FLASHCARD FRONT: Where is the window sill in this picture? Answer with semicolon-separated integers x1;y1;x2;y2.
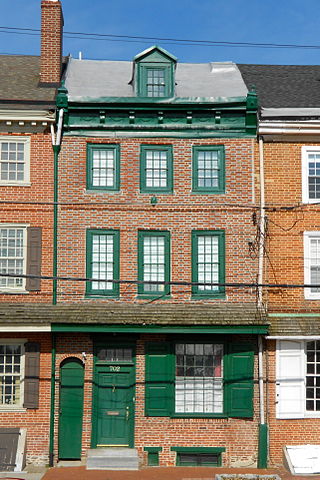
191;292;225;299
0;183;31;187
137;293;171;300
0;407;27;413
85;189;121;194
191;190;225;195
0;289;28;294
85;293;119;299
171;413;227;419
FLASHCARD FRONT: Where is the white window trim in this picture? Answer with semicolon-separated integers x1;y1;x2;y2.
304;231;320;299
0;224;28;293
302;146;320;204
278;339;320;419
0;136;31;186
0;339;26;410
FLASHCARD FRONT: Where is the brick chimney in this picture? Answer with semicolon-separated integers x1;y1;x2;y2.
40;0;64;85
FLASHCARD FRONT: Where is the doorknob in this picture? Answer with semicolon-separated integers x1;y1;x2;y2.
126;406;129;420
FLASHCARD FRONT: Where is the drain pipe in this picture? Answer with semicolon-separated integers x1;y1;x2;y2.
49;108;64;467
52;108;64;305
257;135;268;468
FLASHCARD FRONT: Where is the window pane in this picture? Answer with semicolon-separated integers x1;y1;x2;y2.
0;142;25;182
197;235;219;291
143;235;165;292
0;344;22;405
306;341;320;412
310;238;320;292
146;69;166;97
91;148;116;188
308;153;320;199
0;228;25;289
144;149;168;189
91;234;114;290
196;150;220;189
175;343;223;414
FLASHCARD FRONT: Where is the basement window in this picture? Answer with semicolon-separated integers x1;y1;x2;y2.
171;447;225;467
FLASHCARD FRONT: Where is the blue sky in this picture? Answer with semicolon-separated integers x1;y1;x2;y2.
2;0;320;65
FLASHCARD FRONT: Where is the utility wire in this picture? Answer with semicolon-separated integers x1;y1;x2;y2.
1;26;320;50
0;271;317;289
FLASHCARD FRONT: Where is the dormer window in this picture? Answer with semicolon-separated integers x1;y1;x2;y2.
134;46;177;98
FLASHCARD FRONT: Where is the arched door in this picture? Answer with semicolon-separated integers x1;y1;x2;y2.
58;358;84;459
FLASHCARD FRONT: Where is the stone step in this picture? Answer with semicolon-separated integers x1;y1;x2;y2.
86;448;139;470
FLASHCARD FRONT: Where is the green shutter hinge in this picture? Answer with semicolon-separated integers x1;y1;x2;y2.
150;196;158;205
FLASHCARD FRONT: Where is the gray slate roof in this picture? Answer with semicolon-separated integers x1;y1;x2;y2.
0;303;266;326
238;64;320;109
0;55;57;108
65;57;248;101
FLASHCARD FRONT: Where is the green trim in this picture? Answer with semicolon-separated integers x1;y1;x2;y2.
134;45;177;63
86;143;120;191
49;333;56;467
138;230;170;296
67;96;248;105
91;340;136;449
144;447;163;452
192;145;225;194
192;230;225;298
137;64;174;98
86;229;120;296
52;324;268;334
140;145;173;193
171;447;225;453
257;423;268;468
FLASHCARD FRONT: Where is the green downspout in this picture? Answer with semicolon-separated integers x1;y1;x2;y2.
49;333;56;467
258;423;268;468
52;144;60;306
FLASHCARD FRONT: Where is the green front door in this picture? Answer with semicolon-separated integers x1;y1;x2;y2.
58;358;84;459
93;344;135;448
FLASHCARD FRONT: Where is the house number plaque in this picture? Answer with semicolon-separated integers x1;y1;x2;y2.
110;365;120;372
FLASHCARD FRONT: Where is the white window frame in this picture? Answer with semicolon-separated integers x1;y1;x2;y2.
302;146;320;203
304;231;320;299
0;136;30;186
0;225;28;292
276;339;320;419
0;339;26;410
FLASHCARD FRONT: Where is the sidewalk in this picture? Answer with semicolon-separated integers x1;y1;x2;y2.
42;466;320;480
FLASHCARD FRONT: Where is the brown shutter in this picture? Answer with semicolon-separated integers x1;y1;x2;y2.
23;342;40;409
26;227;42;291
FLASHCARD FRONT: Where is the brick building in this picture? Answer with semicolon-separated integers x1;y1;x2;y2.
239;65;320;473
49;35;269;468
0;0;63;470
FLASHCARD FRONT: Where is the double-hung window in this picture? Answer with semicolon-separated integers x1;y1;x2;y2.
0;226;26;291
304;231;320;299
0;136;30;185
0;342;24;407
87;144;120;191
145;341;254;418
302;146;320;203
137;65;174;98
175;343;223;414
140;145;173;193
138;231;170;296
192;146;225;194
277;339;320;418
86;229;120;296
192;230;225;297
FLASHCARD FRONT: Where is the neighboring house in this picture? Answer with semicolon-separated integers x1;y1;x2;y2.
50;37;270;468
0;0;63;470
239;64;320;471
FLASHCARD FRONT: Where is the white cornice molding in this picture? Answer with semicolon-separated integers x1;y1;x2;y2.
0;109;55;123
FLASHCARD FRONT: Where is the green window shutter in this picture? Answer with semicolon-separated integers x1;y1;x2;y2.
225;343;254;418
145;342;173;416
